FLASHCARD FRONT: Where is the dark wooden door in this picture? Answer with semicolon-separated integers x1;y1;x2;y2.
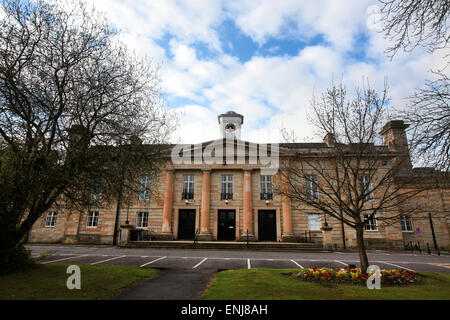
217;210;236;241
178;209;196;240
258;210;276;241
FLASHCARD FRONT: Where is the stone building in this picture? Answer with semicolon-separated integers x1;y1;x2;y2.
27;111;450;249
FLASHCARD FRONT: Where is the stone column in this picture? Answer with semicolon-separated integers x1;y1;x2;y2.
281;173;295;242
198;169;212;240
242;169;255;240
160;169;174;239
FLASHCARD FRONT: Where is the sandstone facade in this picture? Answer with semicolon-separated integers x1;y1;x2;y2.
28;112;450;249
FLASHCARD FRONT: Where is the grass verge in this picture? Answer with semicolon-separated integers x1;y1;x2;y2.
202;268;450;300
0;263;157;300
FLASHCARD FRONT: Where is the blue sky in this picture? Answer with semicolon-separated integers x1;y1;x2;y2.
87;0;448;143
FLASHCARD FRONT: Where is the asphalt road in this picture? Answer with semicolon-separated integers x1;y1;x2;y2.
27;244;450;273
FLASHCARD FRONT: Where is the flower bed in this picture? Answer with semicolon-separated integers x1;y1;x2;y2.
289;267;419;286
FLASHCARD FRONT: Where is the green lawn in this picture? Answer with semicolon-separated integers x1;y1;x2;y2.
202;269;450;300
0;264;157;300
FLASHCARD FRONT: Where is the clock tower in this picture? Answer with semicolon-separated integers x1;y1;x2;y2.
218;111;244;140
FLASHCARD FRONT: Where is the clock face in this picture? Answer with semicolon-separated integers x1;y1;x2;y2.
225;123;235;132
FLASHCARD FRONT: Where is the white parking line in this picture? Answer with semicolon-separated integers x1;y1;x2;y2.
247;259;251;269
193;258;207;269
140;256;166;268
290;260;304;268
91;255;126;265
376;261;415;272
334;260;349;266
40;255;87;264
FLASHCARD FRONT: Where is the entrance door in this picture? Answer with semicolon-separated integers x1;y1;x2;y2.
178;209;196;240
217;210;236;241
258;210;276;241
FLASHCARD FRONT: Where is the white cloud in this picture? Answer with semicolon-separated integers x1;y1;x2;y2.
172;105;219;143
86;0;224;50
228;0;374;51
82;0;449;145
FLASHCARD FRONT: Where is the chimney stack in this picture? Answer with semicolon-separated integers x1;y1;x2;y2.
379;120;412;171
323;133;335;147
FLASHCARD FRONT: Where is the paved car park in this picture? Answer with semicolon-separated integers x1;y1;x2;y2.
29;244;450;273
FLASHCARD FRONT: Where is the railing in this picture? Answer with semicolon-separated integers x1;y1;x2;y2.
181;192;194;200
129;229;151;241
296;230;315;243
403;241;421;253
220;193;233;200
260;192;273;200
425;242;440;255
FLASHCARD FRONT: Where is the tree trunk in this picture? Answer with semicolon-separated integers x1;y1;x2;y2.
0;233;34;272
340;215;346;249
355;225;369;272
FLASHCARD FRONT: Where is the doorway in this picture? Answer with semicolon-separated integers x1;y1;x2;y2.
217;210;236;241
258;210;276;241
178;209;196;240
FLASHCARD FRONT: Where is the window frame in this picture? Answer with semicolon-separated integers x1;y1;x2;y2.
182;175;195;200
400;215;414;232
91;177;104;200
364;214;378;231
359;174;373;201
221;175;233;200
136;212;149;228
308;213;322;231
86;211;99;228
45;211;58;227
139;175;152;201
260;175;273;200
306;175;318;200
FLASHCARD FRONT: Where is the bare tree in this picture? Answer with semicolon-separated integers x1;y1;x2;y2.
279;81;429;272
379;0;450;173
0;0;176;271
404;71;450;172
379;0;450;56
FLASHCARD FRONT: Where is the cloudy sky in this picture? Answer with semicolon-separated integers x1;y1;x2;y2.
87;0;447;144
